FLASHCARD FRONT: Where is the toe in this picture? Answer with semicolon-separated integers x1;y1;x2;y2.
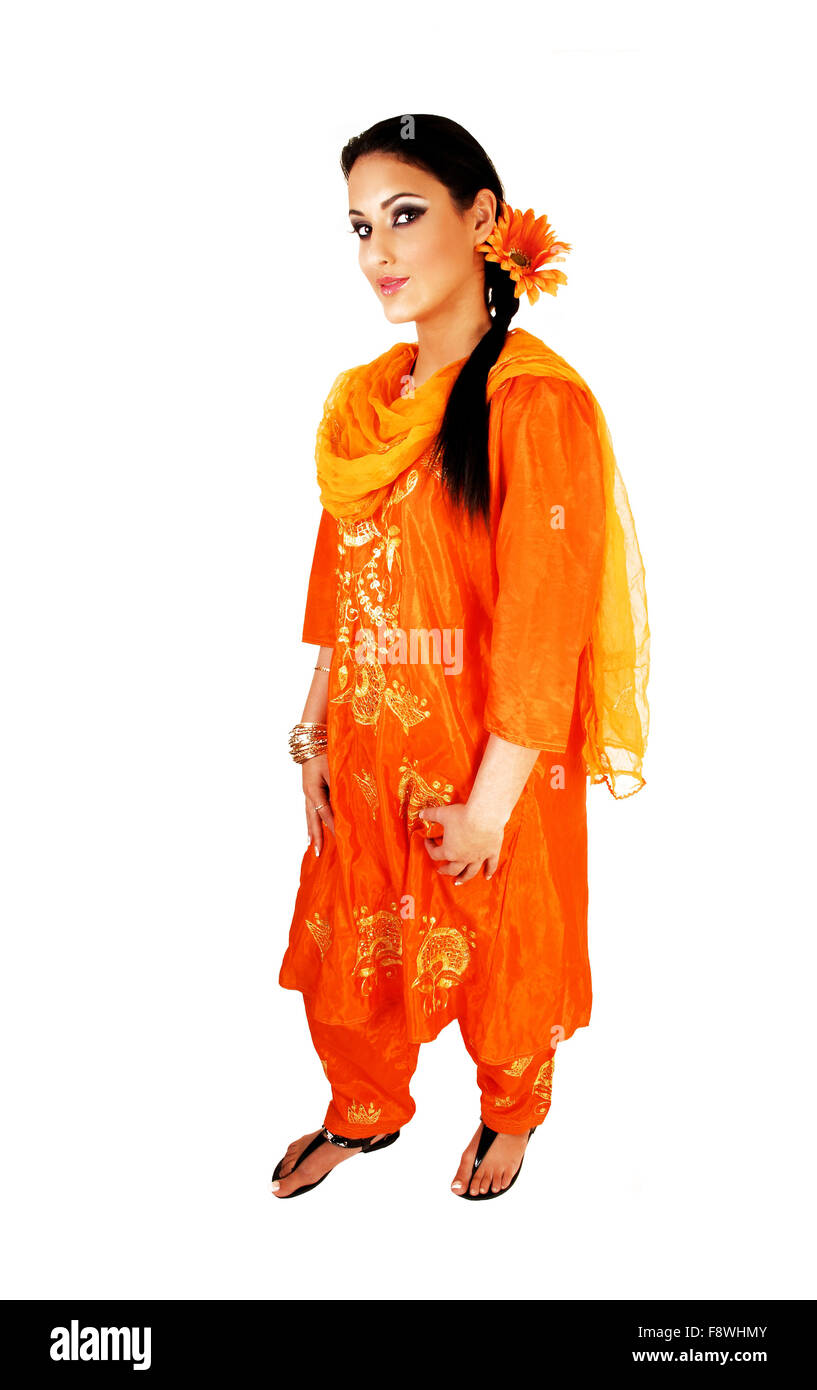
273;1158;308;1196
451;1126;482;1195
476;1169;493;1196
277;1153;295;1180
271;1130;323;1196
451;1156;473;1194
469;1157;492;1196
465;1131;529;1195
276;1137;304;1181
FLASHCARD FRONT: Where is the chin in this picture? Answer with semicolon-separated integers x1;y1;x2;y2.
382;306;415;325
370;282;416;324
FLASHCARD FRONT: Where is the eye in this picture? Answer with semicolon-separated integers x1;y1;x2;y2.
394;206;424;227
348;206;426;239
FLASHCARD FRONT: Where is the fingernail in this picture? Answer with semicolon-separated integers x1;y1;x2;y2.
314;846;319;857
454;880;461;886
486;873;492;880
270;1181;279;1192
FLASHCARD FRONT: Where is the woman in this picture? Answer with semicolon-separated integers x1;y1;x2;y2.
272;114;650;1201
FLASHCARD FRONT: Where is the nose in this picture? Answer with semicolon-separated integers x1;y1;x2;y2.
361;224;394;264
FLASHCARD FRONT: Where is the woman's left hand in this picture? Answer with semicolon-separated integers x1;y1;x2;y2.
418;802;506;884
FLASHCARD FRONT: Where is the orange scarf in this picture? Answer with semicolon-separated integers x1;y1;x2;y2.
314;327;650;798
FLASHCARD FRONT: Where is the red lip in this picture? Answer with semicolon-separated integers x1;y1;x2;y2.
378;276;409;289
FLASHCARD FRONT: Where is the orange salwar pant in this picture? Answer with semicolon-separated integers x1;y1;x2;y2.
303;993;556;1139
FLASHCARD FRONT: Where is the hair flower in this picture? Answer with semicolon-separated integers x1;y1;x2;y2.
477;204;571;305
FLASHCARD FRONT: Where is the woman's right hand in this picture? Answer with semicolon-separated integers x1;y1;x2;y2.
303;751;334;856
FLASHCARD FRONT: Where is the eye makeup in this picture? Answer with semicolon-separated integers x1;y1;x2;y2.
349;204;428;239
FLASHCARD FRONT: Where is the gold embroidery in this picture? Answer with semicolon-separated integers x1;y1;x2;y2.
493;1096;515;1108
384;524;401;573
612;683;636;715
305;913;332;960
321;1058;329;1077
532;1058;555;1115
323;468;419;652
353;768;379;818
411;915;477;1016
502;1055;535;1077
398;759;454;833
339;518;381;547
383;469;420;510
383;679;431;733
333;653;387;726
375;430;410;454
347;1100;382;1125
331;504;431;732
352;904;403;994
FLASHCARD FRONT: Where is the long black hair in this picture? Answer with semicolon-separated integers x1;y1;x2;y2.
340;114;519;527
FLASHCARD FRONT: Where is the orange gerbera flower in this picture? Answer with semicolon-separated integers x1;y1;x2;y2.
477;204;571;305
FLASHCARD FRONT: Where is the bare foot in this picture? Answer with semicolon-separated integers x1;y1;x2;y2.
450;1121;531;1197
270;1129;390;1197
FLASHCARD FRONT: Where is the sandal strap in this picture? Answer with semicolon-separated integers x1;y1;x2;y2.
321;1126;367;1149
473;1121;499;1171
322;1126;400;1152
472;1120;536;1171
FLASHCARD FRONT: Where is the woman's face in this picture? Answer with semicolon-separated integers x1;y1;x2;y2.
347;153;496;326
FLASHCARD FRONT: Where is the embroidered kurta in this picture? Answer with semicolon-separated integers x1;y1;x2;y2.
278;352;607;1065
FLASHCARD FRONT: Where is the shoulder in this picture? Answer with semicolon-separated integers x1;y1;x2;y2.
497;372;596;436
492;330;596;425
494;370;604;501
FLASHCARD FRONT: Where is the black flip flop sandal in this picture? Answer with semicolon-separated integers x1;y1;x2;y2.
270;1125;401;1198
458;1120;536;1200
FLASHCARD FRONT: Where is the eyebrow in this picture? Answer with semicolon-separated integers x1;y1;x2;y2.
348;192;427;217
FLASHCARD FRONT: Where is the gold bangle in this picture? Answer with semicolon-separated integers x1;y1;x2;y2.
294;748;326;764
290;746;327;765
314;664;331;673
288;721;328;765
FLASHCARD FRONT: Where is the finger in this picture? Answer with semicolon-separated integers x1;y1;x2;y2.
422;838;451;862
454;861;483;884
306;803;324;856
436;860;468;877
304;781;331;820
484;854;499;880
313;792;334;835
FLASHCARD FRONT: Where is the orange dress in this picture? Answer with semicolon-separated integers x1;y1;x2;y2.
279;346;609;1066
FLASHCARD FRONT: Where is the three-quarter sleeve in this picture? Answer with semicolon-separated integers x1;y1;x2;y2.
301;506;339;646
483;375;606;752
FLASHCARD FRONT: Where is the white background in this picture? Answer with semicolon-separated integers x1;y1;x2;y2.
1;0;814;1300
